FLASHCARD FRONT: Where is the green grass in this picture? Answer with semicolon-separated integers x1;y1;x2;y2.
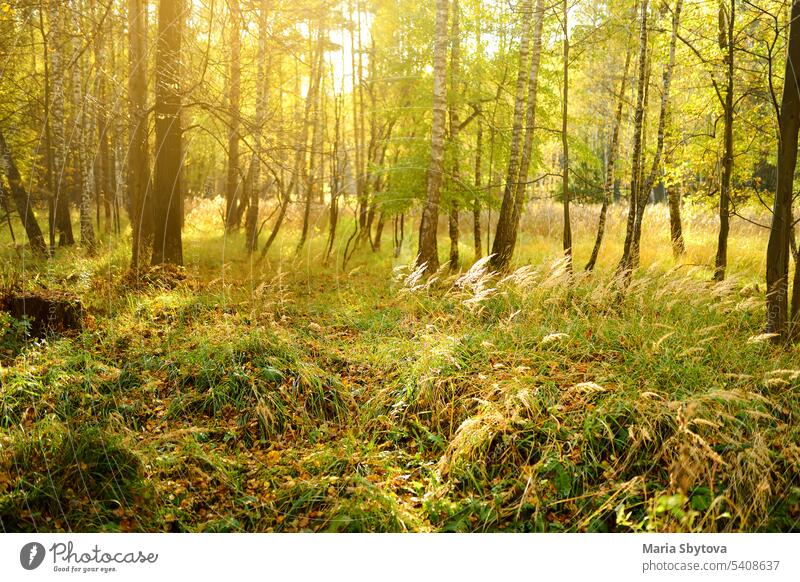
0;198;799;532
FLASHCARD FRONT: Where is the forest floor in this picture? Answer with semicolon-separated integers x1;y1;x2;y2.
1;200;799;532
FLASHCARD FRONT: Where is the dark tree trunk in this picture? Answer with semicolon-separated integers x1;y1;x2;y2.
790;233;800;339
766;0;800;338
152;0;184;266
714;0;734;282
0;181;17;250
260;189;290;260
394;213;404;258
668;182;685;257
325;95;344;262
48;0;74;249
374;212;386;250
94;7;112;234
129;0;153;274
0;130;47;257
473;120;483;260
38;4;55;252
448;207;459;269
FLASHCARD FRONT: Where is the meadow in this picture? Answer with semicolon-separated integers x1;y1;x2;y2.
1;200;798;532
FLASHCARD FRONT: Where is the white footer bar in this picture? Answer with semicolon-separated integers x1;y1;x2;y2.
1;533;797;581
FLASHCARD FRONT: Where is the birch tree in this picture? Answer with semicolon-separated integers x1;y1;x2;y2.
416;0;449;274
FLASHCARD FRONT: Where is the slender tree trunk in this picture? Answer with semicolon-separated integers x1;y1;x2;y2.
48;0;74;249
259;188;290;260
791;222;800;337
472;18;484;262
225;0;242;231
129;0;153;273
473;119;483;260
714;0;734;281
447;0;462;270
297;25;325;254
38;3;55;253
0;131;47;257
668;181;685;256
766;0;800;338
510;0;545;246
617;0;649;277
631;0;683;268
348;0;367;235
260;28;318;262
152;0;184;265
326;27;349;262
416;0;449;274
246;0;269;253
110;9;124;236
561;0;572;272
77;60;96;254
94;4;111;233
325;94;344;262
356;5;367;233
366;127;394;251
586;37;633;272
374;212;386;250
394;213;404;258
0;182;17;250
491;0;544;270
362;41;380;247
73;0;95;254
488;0;533;271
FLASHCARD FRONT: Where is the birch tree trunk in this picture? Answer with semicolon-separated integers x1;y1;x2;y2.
510;0;545;240
586;35;633;272
74;0;95;254
631;0;683;268
561;0;572;272
416;0;449;274
617;0;649;277
448;0;461;270
488;0;533;271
